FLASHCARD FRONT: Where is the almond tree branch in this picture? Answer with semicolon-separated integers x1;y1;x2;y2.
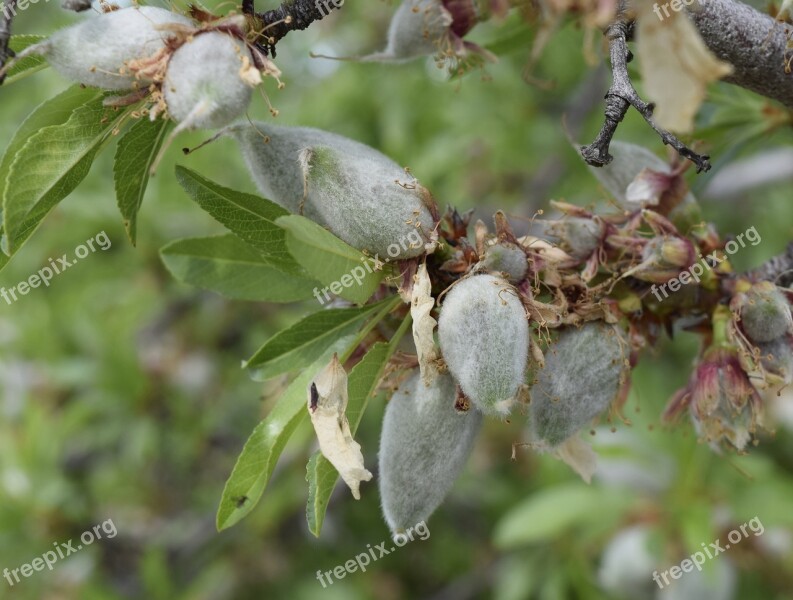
245;0;342;56
580;11;712;172
687;0;793;110
581;0;793;173
0;0;17;84
748;243;793;287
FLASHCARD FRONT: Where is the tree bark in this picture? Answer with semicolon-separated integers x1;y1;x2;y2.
687;0;793;109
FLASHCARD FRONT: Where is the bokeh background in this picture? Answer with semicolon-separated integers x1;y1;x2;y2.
1;1;792;598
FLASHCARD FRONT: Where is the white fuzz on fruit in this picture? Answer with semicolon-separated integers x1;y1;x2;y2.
164;32;257;131
381;0;455;61
438;274;529;417
230;123;439;259
310;0;490;68
13;7;192;90
378;372;482;534
530;322;627;447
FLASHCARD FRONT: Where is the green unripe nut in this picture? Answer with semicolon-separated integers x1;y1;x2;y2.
481;242;528;283
32;7;192;90
740;282;793;343
438;274;529;416
164;32;256;130
231;123;438;259
544;217;605;260
758;337;793;383
530;322;626;447
379;372;482;534
382;0;455;60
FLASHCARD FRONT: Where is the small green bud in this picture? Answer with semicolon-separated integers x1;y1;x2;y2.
739;282;793;343
24;7;192;90
164;32;256;130
545;217;606;260
379;372;482;534
481;242;528;282
625;235;696;284
530;322;627;447
231;123;438;259
438;274;529;416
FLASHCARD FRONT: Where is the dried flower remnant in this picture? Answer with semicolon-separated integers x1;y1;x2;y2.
308;355;373;500
411;263;441;386
665;308;765;451
635;1;733;134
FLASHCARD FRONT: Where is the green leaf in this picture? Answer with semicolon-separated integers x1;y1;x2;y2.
275;215;385;305
0;85;100;269
174;166;299;272
216;335;359;532
114;117;172;245
217;297;400;532
483;18;534;56
493;483;635;548
3;89;130;254
245;302;391;381
3;35;48;86
305;342;395;537
160;234;319;303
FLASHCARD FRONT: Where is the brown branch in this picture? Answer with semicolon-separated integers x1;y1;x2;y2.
245;0;342;57
747;243;793;287
0;0;17;84
580;15;712;172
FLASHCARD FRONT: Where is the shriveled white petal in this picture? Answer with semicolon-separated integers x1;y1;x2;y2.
636;4;733;133
625;167;672;208
552;436;598;483
308;355;373;500
411;264;440;387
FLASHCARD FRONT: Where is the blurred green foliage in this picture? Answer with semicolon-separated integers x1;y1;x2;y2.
1;1;792;599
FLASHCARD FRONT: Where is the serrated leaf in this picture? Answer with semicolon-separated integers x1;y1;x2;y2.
174;166;299;272
0;85;100;269
216;335;359;531
160;234;319;303
275;215;385;305
115;117;171;245
3;89;130;254
245;302;390;381
306;341;395;537
493;483;634;548
3;35;48;85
